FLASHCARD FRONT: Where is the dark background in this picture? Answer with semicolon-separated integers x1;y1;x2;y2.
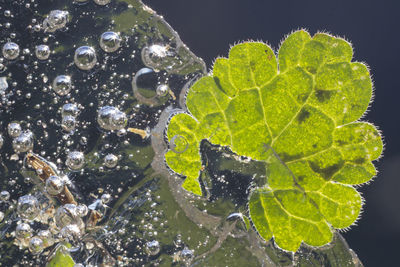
144;1;400;266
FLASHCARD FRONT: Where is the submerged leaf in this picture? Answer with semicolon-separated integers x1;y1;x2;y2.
46;245;75;267
165;30;383;251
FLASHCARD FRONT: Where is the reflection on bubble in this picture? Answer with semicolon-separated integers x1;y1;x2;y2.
43;10;69;32
29;237;44;254
35;44;50;60
45;175;65;195
53;75;72;96
145;240;160;256
156;84;169;97
62;115;76;132
12;131;34;153
62;103;79;117
2;42;20;60
100;31;121;53
104;153;118;168
17;195;40;220
97;106;127;131
8;122;22;138
66;151;85;170
74;46;97;70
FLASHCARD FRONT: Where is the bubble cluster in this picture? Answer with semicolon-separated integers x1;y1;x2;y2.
8;122;22;138
43;10;69;32
74;46;97;70
97;106;127;131
100;31;121;52
2;42;20;60
55;204;84;230
53;75;72;96
12;131;34;153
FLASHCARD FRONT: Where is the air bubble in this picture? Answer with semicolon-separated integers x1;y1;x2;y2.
53;75;72;96
134;67;158;99
15;223;33;241
97;106;127;131
156;84;169;97
8;122;22;138
62;103;80;117
55;204;84;229
29;237;44;254
76;204;88;217
74;46;97;71
43;10;69;32
60;224;82;240
145;240;160;256
2;42;20;60
62;115;76;132
37;229;54;247
17;195;40;220
12;131;34;153
104;153;118;168
101;193;111;204
0;191;10;202
100;32;121;53
35;45;50;60
45;175;65;195
66;151;85;170
142;44;176;71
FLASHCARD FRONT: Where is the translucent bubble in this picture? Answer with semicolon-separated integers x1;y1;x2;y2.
8;122;22;138
61;115;76;132
134;67;158;99
43;10;69;32
76;204;88;217
45;175;65;195
62;103;79;117
55;204;83;229
170;135;188;153
53;75;72;96
101;193;111;204
74;46;97;71
88;199;106;217
0;190;10;202
37;229;54;247
2;42;20;60
104;153;118;168
12;131;34;153
142;44;176;71
0;211;4;222
0;134;3;149
145;240;160;256
17;195;39;220
35;44;50;60
97;106;127;131
100;31;121;53
156;84;169;97
29;236;44;254
60;224;81;240
93;0;111;5
66;151;85;170
180;247;194;264
15;223;32;240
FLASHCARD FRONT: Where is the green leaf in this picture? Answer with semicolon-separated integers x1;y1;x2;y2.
165;30;383;252
46;245;75;267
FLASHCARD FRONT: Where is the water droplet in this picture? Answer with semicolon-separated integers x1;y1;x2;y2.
93;0;111;5
12;131;34;153
97;106;127;131
76;204;88;217
35;45;50;60
28;236;44;254
2;42;20;60
62;103;80;117
0;191;10;202
37;229;54;247
156;84;169;97
43;10;69;32
74;46;97;70
104;153;118;168
62;115;76;132
100;32;121;53
17;195;40;220
145;240;160;256
170;135;188;153
66;151;85;170
45;175;65;195
53;75;72;96
8;122;22;138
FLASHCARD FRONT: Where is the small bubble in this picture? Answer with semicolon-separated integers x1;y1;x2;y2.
156;84;169;97
100;32;121;53
43;10;69;32
17;195;40;220
0;190;10;202
8;122;22;138
104;153;118;168
37;229;54;247
55;204;84;229
60;224;82;240
12;131;34;153
142;44;176;71
101;193;111;204
66;151;85;170
76;204;88;217
53;75;72;96
15;223;33;240
2;42;20;60
74;46;97;71
62;103;80;117
145;240;160;256
29;237;44;255
61;115;76;132
35;45;50;60
97;106;127;131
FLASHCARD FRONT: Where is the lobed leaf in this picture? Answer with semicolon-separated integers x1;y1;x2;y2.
165;30;383;251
